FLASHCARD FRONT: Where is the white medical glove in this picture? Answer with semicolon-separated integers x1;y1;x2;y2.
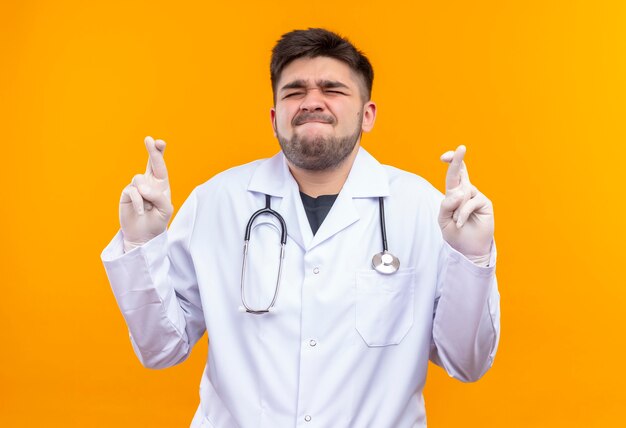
119;136;174;252
438;145;494;266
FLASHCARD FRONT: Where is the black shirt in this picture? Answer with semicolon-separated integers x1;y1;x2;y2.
299;192;339;235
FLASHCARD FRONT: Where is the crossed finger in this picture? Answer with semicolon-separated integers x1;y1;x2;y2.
440;145;470;191
145;136;168;180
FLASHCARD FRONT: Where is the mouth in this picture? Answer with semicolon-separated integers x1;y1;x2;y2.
293;114;336;126
297;120;331;126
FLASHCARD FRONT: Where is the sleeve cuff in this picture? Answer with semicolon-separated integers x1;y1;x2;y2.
100;230;169;296
443;239;497;277
101;230;168;262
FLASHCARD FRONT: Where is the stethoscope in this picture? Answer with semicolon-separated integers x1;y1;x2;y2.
240;194;400;314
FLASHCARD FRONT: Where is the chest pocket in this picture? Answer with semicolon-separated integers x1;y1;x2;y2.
355;268;415;347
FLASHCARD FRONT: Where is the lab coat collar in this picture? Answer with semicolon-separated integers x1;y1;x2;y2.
247;147;390;198
247;147;390;251
342;147;390;198
247;152;308;249
247;151;293;198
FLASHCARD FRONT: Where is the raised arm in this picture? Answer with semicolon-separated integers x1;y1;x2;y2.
102;137;205;369
430;145;500;382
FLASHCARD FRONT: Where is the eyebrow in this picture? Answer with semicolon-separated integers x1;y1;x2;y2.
279;79;351;92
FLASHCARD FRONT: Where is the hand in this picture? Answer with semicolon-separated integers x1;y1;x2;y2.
119;136;174;252
438;145;494;263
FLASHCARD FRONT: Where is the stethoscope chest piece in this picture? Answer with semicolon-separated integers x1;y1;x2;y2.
372;250;400;275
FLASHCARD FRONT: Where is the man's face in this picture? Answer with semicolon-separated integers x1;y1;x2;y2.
271;56;376;171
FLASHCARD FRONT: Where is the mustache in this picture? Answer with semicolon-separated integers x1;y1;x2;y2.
292;112;336;126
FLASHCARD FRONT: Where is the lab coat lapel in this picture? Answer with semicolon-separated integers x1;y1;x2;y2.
247;152;308;250
309;148;390;250
308;190;359;250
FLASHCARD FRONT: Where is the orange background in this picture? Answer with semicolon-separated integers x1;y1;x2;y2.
1;1;625;426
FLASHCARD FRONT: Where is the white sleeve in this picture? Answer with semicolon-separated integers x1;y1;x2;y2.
100;189;205;369
429;240;500;382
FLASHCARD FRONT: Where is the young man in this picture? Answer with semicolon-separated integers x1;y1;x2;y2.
102;28;500;427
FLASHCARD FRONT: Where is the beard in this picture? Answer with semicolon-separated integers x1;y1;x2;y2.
277;111;363;171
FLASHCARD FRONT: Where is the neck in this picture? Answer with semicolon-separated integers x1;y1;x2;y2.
287;144;360;197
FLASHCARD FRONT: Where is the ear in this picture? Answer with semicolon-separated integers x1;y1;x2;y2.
270;107;277;137
361;101;377;132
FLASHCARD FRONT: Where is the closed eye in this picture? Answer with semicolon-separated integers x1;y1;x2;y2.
283;92;305;99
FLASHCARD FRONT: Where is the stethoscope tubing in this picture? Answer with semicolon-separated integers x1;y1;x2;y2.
244;195;287;244
379;196;389;252
240;194;400;314
240;195;287;314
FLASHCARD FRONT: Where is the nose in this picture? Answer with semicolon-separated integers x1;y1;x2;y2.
299;88;325;112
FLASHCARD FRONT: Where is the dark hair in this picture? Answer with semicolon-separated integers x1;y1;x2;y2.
270;28;374;102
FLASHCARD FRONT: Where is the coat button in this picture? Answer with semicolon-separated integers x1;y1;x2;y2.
313;267;320;274
309;339;317;347
304;415;312;422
